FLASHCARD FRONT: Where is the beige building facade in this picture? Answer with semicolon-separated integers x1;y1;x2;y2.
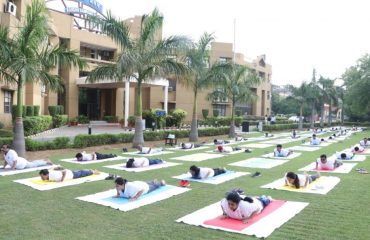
0;0;271;128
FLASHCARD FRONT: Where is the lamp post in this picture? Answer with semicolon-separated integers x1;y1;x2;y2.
88;124;92;135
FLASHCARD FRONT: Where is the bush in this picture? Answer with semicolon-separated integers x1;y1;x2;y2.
0;129;13;138
198;116;243;127
34;105;40;116
0;137;12;147
142;110;155;128
103;115;119;123
48;106;59;116
244;115;264;121
26;106;34;117
11;105;17;121
236;110;242;117
52;115;68;128
22;106;26;118
128;116;136;126
25;137;70;151
202;109;209;119
0;122;3;129
213;110;220;117
170;109;187;128
23;115;52;136
76;115;89;124
58;105;64;115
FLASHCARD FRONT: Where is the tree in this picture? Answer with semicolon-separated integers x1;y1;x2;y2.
208;63;260;137
317;77;336;127
287;82;311;130
182;33;215;142
0;0;85;157
308;69;321;128
88;9;190;147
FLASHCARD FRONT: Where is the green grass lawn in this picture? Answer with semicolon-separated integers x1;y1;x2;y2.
1;130;370;240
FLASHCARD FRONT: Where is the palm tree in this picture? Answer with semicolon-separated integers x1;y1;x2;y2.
0;0;85;157
318;77;336;127
87;9;189;147
335;86;345;124
208;63;260;137
288;82;310;130
308;69;320;128
182;33;215;142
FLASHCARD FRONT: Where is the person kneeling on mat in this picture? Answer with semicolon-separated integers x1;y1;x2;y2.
285;171;320;189
189;165;226;179
181;143;203;149
126;157;164;168
316;154;342;170
114;177;166;201
136;145;163;154
273;144;293;157
221;191;271;223
39;168;99;182
217;145;241;153
75;151;117;162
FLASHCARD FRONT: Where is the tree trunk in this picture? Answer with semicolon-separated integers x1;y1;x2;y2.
13;79;26;157
189;91;198;142
228;102;236;138
341;101;344;124
298;105;303;130
320;102;324;127
328;101;332;127
133;82;144;147
310;102;315;129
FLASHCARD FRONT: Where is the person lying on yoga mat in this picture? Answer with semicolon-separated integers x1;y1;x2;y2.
1;144;53;170
181;143;203;149
189;165;226;179
310;134;321;145
235;136;247;141
335;151;354;160
273;144;293;157
75;151;117;161
125;157;164;168
220;192;271;223
114;177;166;201
284;171;320;189
136;145;163;154
360;138;370;147
217;145;242;153
291;130;300;138
213;139;230;145
351;145;365;153
39;168;99;182
316;154;342;170
264;132;274;137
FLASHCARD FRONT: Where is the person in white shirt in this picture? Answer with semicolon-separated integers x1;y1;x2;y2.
217;145;242;153
189;165;226;179
336;151;354;160
39;168;99;182
285;171;320;189
352;145;365;153
235;136;247;141
221;192;271;223
310;134;321;145
274;144;292;157
180;143;202;149
316;154;342;170
1;144;52;170
75;151;117;161
264;132;274;137
137;145;163;154
360;138;370;147
213;139;230;145
114;177;166;201
125;157;164;168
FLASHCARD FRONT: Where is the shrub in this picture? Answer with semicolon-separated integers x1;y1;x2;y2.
22;105;26;118
58;105;64;115
236;110;242;117
48;106;59;116
25;137;70;151
213;110;220;117
0;137;12;147
26;106;34;117
128;116;136;126
170;108;187;128
103;115;119;123
23;115;52;136
11;105;17;121
52;115;68;128
34;105;40;116
0;122;3;129
202;109;209;119
76;115;89;124
142;110;155;128
0;129;13;138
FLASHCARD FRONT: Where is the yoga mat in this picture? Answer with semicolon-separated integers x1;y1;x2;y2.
289;146;321;152
104;162;182;172
229;158;288;169
0;164;57;176
171;153;224;162
241;143;274;149
169;146;209;151
205;149;246;155
172;171;249;184
299;162;357;173
330;154;367;162
60;156;126;165
121;151;173;156
262;152;301;160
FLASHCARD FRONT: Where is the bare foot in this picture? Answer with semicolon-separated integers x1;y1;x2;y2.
92;170;100;175
160;180;166;186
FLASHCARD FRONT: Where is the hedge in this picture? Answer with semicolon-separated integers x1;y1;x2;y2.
26;137;70;151
198;117;243;127
23;115;52;136
103;115;119;123
77;115;89;124
48;106;58;116
343;122;370;127
263;122;341;131
34;105;40;116
52;115;68;128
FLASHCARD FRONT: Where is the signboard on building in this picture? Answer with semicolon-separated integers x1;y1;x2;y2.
76;0;103;14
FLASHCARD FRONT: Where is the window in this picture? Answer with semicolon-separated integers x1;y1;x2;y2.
213;104;226;116
4;90;12;113
267;91;270;100
168;80;177;91
219;57;231;64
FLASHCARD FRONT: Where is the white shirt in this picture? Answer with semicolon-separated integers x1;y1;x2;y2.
119;181;149;198
221;198;263;220
311;138;321;145
4;149;28;169
133;157;149;167
360;140;370;147
140;147;151;154
235;137;243;141
336;151;354;160
48;170;74;182
317;158;336;170
198;167;215;179
182;143;193;149
221;146;233;153
81;153;93;161
274;149;289;157
285;173;307;187
215;140;224;144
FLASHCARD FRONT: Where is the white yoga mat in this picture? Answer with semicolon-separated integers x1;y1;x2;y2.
262;139;294;144
76;185;190;212
289;146;321;152
176;200;309;238
169;146;209;151
262;152;301;160
104;162;182;172
0;164;57;176
171;153;224;162
299;162;357;173
331;154;367;162
241;143;274;149
229;158;288;169
14;172;109;191
121;151;173;157
60;156;127;165
172;171;249;184
261;176;341;195
302;142;331;147
205;149;246;155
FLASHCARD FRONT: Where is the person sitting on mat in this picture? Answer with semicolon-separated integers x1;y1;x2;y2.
1;144;53;170
114;177;166;201
310;134;321;145
189;165;227;179
213;139;230;145
335;151;354;160
137;145;163;154
217;145;242;153
284;171;320;189
360;138;370;147
220;191;271;223
125;157;164;168
75;151;117;161
351;145;365;153
316;154;342;170
39;168;99;182
181;143;203;149
273;144;293;157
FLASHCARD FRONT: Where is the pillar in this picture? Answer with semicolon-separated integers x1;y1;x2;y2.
164;85;168;113
124;80;130;127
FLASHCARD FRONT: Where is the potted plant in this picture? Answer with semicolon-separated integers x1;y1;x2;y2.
69;118;78;126
128;116;136;128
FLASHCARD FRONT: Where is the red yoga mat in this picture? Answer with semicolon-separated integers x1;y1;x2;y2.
203;200;286;231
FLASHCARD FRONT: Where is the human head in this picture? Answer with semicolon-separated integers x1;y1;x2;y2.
320;154;327;163
217;145;223;152
114;177;128;191
354;146;360;152
312;134;317;139
226;192;241;211
321;138;325;142
340;153;347;160
181;143;185;148
189;165;200;177
213;139;217;144
276;144;282;151
286;172;300;189
75;153;83;161
329;136;333;140
39;169;50;181
126;158;135;168
364;138;368;143
1;144;10;153
265;132;268;137
137;145;143;151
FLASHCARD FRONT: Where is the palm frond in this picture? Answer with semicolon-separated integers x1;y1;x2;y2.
40;45;87;70
140;8;163;48
87;64;123;83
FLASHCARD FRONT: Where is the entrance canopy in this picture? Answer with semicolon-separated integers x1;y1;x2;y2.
76;76;169;88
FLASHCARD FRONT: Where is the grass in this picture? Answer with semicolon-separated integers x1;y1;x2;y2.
1;130;370;240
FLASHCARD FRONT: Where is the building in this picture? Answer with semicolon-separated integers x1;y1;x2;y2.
0;0;272;128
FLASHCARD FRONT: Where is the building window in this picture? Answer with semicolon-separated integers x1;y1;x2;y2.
213;104;226;116
4;90;12;113
267;91;270;100
219;57;231;64
168;80;177;91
